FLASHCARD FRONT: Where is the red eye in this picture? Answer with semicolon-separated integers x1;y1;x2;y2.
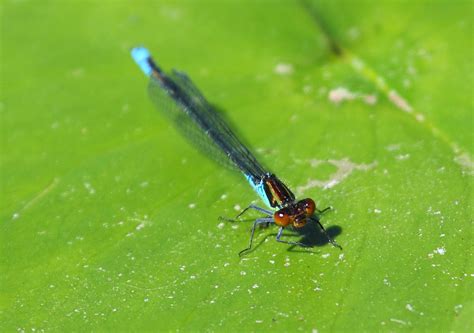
274;210;291;227
302;198;316;216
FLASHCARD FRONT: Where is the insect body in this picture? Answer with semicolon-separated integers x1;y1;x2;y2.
131;47;341;255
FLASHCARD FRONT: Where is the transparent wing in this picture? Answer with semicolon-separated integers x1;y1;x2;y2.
147;70;268;180
147;75;234;170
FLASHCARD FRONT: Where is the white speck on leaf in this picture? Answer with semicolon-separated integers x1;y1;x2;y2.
390;318;408;326
274;63;294;75
385;144;401;151
396;154;410;160
328;87;376;106
364;94;377;105
329;87;355;104
434;247;446;255
415;113;425;122
83;182;96;195
389;90;413;113
297;158;377;193
324;179;339;189
453;152;474;175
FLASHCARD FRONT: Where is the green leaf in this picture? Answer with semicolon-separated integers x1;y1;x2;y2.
1;0;472;332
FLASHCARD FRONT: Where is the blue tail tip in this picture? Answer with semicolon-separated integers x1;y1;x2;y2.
131;46;153;77
131;46;150;61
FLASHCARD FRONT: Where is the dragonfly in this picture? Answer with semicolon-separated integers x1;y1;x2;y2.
131;47;342;256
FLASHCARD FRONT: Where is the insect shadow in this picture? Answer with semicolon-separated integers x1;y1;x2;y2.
239;220;343;255
286;224;343;253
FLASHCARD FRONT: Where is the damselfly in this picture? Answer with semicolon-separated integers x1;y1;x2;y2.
131;47;341;256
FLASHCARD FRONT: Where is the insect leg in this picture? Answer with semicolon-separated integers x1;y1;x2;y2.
219;204;273;222
310;216;342;250
238;217;274;257
316;206;332;214
275;227;307;247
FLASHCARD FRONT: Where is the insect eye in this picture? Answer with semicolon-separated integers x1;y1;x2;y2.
302;198;316;216
274;210;291;227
